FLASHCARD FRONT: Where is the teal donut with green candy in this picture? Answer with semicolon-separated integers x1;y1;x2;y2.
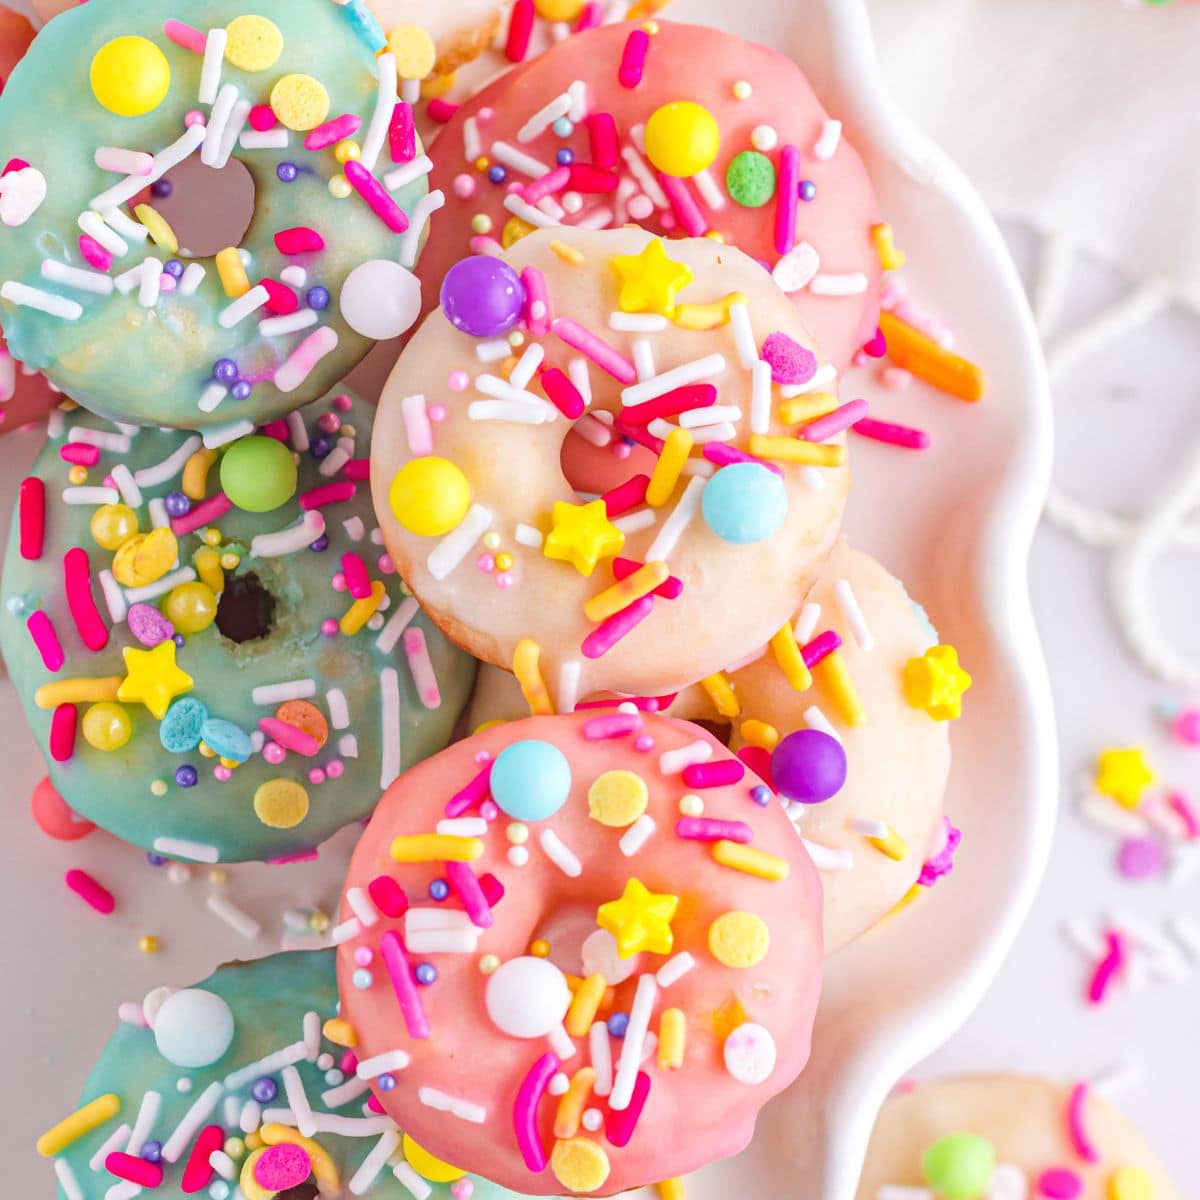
0;391;476;864
0;0;436;434
39;950;536;1200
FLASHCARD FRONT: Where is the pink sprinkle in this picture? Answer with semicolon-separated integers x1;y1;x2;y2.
479;872;505;906
761;331;818;385
540;367;585;419
521;266;551;336
576;2;605;31
505;0;535;62
801;629;842;668
380;930;430;1039
676;817;753;843
801;398;868;442
368;874;409;918
446;861;494;928
1170;709;1200;745
333;392;352;412
702;441;784;477
1087;930;1124;1005
602;476;650;518
389;102;416;164
326;759;344;779
172;491;232;536
254;1143;311;1192
299;481;356;510
513;1053;559;1171
343;458;370;481
403;627;441;709
775;144;802;255
605;1071;651;1146
553;318;636;383
63;548;109;652
258;717;320;758
1166;790;1200;839
259;278;299;315
106;1152;162;1187
586;113;619;169
320;618;339;638
304;113;363;152
275;226;325;255
59;442;100;466
344;160;410;232
568;164;619;194
862;326;887;358
581;594;655;659
163;18;206;53
469;235;504;257
1038;1168;1083;1199
1116;836;1165;879
620;383;716;427
426;98;459;124
682;759;745;789
582;713;644;740
66;867;114;914
341;552;372;599
659;174;708;237
852;417;931;450
78;233;113;271
27;610;64;671
266;848;319;865
521;165;570;207
445;763;492;818
1066;1082;1101;1164
366;1092;385;1114
341;1048;360;1072
50;703;76;762
612;556;683;600
453;174;476;200
248;104;277;132
618;28;650;88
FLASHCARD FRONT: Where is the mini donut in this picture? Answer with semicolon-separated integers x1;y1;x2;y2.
373;225;849;700
38;949;528;1200
856;1075;1181;1200
417;19;882;372
0;0;435;432
335;710;824;1196
1;391;475;864
368;0;510;77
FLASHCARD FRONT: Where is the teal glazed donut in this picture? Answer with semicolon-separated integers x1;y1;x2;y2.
0;0;435;433
0;391;475;863
40;950;531;1200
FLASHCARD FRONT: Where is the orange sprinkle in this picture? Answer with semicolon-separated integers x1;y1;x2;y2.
879;311;985;402
553;1067;596;1139
513;638;555;716
584;561;669;623
565;973;608;1037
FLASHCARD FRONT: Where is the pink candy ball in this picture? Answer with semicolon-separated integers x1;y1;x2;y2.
627;195;653;221
479;800;499;821
495;571;514;588
317;412;341;436
378;554;395;574
321;618;339;637
308;768;326;786
452;174;476;199
450;1181;474;1199
635;735;654;752
213;765;232;782
477;553;495;573
429;403;447;421
248;104;276;132
332;573;348;591
184;110;206;128
447;373;469;393
263;742;286;766
1172;708;1200;744
326;759;345;779
354;945;373;966
333;393;352;412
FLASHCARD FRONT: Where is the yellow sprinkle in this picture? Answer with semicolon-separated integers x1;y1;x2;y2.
708;910;770;967
740;719;779;750
672;291;746;331
565;974;616;1013
259;1125;340;1192
814;649;866;727
35;677;122;709
339;579;386;636
587;770;648;828
502;215;535;248
550;239;585;265
659;1178;686;1200
390;834;484;863
403;1133;466;1182
133;203;178;253
700;672;740;718
711;840;789;882
646;427;692;507
868;827;909;861
1107;1166;1153;1200
627;0;671;18
215;246;250;298
387;24;437;80
182;446;218;500
550;1137;611;1194
770;623;812;691
870;222;906;271
885;883;922;921
878;311;985;403
565;973;608;1037
513;638;555;716
225;15;284;71
270;73;331;132
553;1067;596;1139
253;779;309;829
36;1093;120;1157
193;546;225;596
747;435;846;467
777;393;840;426
322;1017;358;1046
658;1008;686;1069
584;561;669;623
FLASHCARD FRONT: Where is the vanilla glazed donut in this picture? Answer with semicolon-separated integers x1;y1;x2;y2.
0;392;475;864
0;0;437;433
417;19;883;373
856;1075;1181;1200
38;949;530;1200
373;225;850;701
335;710;824;1196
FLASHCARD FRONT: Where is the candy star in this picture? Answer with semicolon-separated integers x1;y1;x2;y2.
902;644;972;721
611;238;694;318
543;499;625;578
1095;747;1154;810
117;640;194;720
596;877;679;958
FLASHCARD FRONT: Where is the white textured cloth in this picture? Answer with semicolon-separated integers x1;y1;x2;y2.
867;0;1200;308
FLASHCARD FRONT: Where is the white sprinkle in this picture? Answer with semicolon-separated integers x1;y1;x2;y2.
68;426;130;453
567;357;592;406
656;952;696;988
813;119;842;160
810;272;869;297
137;257;163;308
622;354;726;407
802;838;854;871
251;679;316;705
375;595;420;655
515;523;544;548
259;308;318;338
240;127;290;150
646;476;706;562
348;1129;400;1196
301;1010;321;1061
280;264;307;288
851;816;890;839
148;498;169;529
462;116;482;162
611;973;656;1109
620;145;668;207
330;917;362;945
834;578;874;650
125;567;197;606
749;359;774;435
78;210;127;258
660;740;712;775
555;659;581;715
400;188;445;271
803;705;841;741
394;1161;432;1200
427;504;492;580
281;1065;316;1137
632;338;656;382
540;828;582;877
339;733;359;759
91;124;207;211
101;205;150;245
609;311;667;334
321;1075;370;1110
135;434;201;487
40;259;114;295
1078;793;1149;838
95;147;154;175
384;154;434;193
249;509;324;557
877;1187;933;1200
491;140;552;179
207;1150;237;1181
219;283;270;329
346;886;379;928
275;325;340;394
360;52;398;171
112;261;145;296
509;342;546;391
357;1049;413;1079
152;836;218;864
405;907;477;933
503;193;560;228
679;404;742;430
437;817;488;838
619;815;656;856
179;262;206;296
773;241;821;294
63;486;120;506
1;281;81;320
728;301;758;369
468;399;552;424
794;602;822;642
202;418;255;449
222;1042;307;1091
103;1179;141;1200
238;1101;261;1134
324;687;350;731
207;893;261;941
780;363;838;397
319;435;354;478
567;79;589;121
125;1089;161;1156
379;667;402;788
161;1081;223;1163
417;1086;487;1124
201;82;238;167
89;1123;131;1171
199;27;227;103
475;339;511;363
693;167;725;211
518;91;573;143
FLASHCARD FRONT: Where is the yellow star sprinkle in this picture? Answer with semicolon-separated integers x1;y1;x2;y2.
902;644;972;721
1095;747;1154;810
543;500;624;577
596;877;679;958
117;641;194;721
611;238;694;318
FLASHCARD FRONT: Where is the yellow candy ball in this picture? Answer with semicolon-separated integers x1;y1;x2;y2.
535;0;585;18
90;36;171;117
138;934;159;954
1107;1167;1153;1200
82;701;133;752
224;15;284;72
388;456;471;537
708;910;770;968
204;528;223;547
334;139;361;164
91;503;140;551
495;552;514;572
478;953;500;974
588;770;648;827
270;73;330;132
68;466;88;485
470;214;494;236
644;101;721;178
253;779;310;828
329;175;352;199
501;215;535;248
403;1134;466;1183
529;938;551;958
387;24;437;80
164;581;218;635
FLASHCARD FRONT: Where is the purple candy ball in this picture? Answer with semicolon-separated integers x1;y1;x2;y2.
309;534;329;552
277;162;299;183
1116;836;1166;879
151;179;173;199
163;259;184;279
213;357;239;385
770;728;847;804
175;765;198;788
440;257;526;338
310;436;332;459
251;1077;278;1103
164;491;191;517
141;1141;163;1163
231;380;252;402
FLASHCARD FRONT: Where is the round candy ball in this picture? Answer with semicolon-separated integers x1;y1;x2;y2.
726;150;777;208
644;101;721;178
82;702;133;752
90;503;139;551
388;456;472;537
90;36;171;117
921;1133;997;1200
490;739;572;822
220;436;298;513
701;463;788;545
485;956;571;1038
340;260;422;340
770;729;847;804
153;988;235;1068
440;258;526;337
164;581;218;636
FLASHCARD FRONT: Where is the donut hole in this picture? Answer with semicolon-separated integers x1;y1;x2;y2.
215;572;276;644
558;417;658;499
531;901;603;975
275;1185;319;1200
147;154;256;259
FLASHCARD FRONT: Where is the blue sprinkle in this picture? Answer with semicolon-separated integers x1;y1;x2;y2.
429;879;450;902
607;1012;629;1038
342;0;387;53
751;784;772;806
160;697;209;754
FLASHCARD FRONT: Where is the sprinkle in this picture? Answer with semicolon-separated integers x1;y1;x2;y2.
374;595;420;655
656;953;695;988
523;266;552;336
505;0;535;61
682;759;745;789
676;817;753;843
618;28;650;88
152;836;219;864
252;679;316;705
513;638;555;716
92;125;207;212
63;548;109;651
360;53;398;171
645;476;706;562
198;27;227;103
833;578;874;650
747;435;845;466
810;272;869;297
78;210;127;258
552;318;636;383
29;611;66;670
813;119;842;160
771;623;813;691
1066;1082;1101;1164
657;1008;686;1070
611;975;657;1110
622;354;726;409
391;834;483;864
581;594;655;659
36;1094;121;1158
247;509;324;557
699;671;740;719
34;677;120;710
219;283;270;327
180;262;206;295
276;326;340;394
380;667;402;788
379;929;430;1038
403;627;440;708
399;187;444;270
49;703;76;761
513;1052;559;1171
340;580;386;636
775;145;801;254
207;893;261;940
853;416;931;450
801;398;869;443
559;660;582;714
878;311;984;401
711;840;789;881
240;127;289;150
53;1159;83;1200
161;1082;223;1164
19;477;45;560
0;281;81;320
384;154;434;193
813;650;866;726
40;259;114;295
540;828;583;876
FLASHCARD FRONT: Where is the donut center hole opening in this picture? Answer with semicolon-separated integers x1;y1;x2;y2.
559;412;659;501
215;572;276;644
532;903;603;976
146;154;257;259
275;1185;320;1200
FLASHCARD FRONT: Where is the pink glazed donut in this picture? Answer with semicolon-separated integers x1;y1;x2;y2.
336;710;824;1195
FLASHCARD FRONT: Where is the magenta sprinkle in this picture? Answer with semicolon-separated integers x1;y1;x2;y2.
761;331;818;385
478;872;505;908
1166;790;1199;839
738;744;774;789
581;594;654;659
513;1052;559;1171
676;817;753;844
171;492;232;536
613;417;664;455
801;398;869;442
343;458;370;481
344;160;410;232
775;145;801;255
59;443;101;466
585;113;619;169
274;226;325;255
303;113;362;152
78;233;113;272
620;383;716;427
612;557;683;600
1087;930;1124;1006
574;692;679;713
445;762;493;818
505;0;535;62
618;29;650;88
702;441;784;477
521;165;570;207
445;861;494;929
568;164;618;194
917;817;961;886
541;367;585;419
576;2;604;32
299;481;356;510
366;1092;385;1114
521;266;551;336
605;1071;651;1147
681;759;745;789
163;18;206;53
389;101;416;163
602;476;651;518
367;874;408;918
1038;1168;1083;1199
582;713;644;740
341;552;372;600
260;418;290;442
426;98;459;124
659;173;708;237
1116;835;1166;879
1066;1082;1101;1164
852;417;931;450
380;929;430;1039
801;629;842;668
27;610;64;671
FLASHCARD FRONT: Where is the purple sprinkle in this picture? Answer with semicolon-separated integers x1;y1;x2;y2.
918;818;962;887
1116;836;1166;880
146;853;166;866
556;148;574;166
487;164;507;184
151;179;173;199
429;878;450;901
231;380;253;402
309;534;329;552
310;436;332;459
607;1012;629;1037
414;962;437;985
760;331;818;386
172;633;186;648
163;259;184;279
798;180;816;202
306;286;330;311
377;1073;397;1092
213;357;239;385
750;784;771;806
128;603;174;647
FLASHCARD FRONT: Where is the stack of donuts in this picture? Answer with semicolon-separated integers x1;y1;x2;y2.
2;3;982;1199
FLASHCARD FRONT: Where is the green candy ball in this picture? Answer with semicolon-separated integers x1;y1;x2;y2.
921;1133;996;1199
726;150;777;208
220;436;298;513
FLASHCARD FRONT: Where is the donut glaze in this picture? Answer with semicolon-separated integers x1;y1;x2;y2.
373;226;849;700
1;393;475;864
44;950;529;1200
336;711;824;1196
857;1076;1181;1200
417;19;882;372
0;0;431;432
368;0;509;75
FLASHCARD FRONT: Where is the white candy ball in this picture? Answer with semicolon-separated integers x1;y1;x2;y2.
723;1022;776;1084
580;928;640;985
339;260;421;340
154;989;235;1068
485;956;570;1039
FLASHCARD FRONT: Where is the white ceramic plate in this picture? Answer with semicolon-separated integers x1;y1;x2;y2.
2;1;1056;1197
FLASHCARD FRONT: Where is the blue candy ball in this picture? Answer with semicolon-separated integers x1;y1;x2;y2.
607;1012;629;1037
701;463;788;544
490;739;572;821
